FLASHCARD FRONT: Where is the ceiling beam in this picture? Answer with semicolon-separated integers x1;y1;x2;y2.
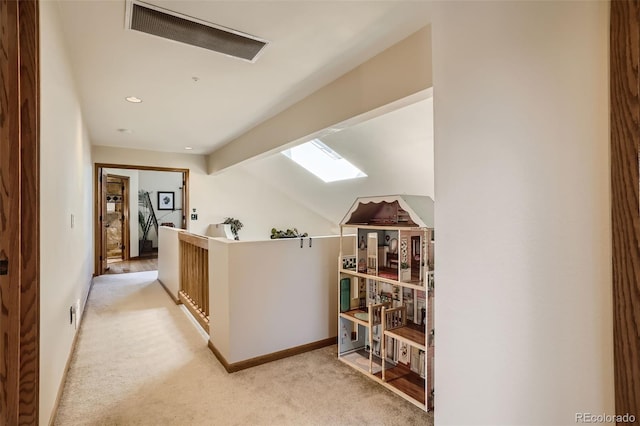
207;25;432;175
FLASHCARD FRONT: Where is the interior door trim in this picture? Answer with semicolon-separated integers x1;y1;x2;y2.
94;163;189;276
610;0;640;416
0;0;40;422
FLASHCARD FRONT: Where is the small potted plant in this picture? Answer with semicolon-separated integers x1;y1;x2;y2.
138;210;153;253
223;217;243;240
400;262;411;281
270;227;308;239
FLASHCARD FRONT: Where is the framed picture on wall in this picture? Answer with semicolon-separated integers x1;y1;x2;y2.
157;191;175;210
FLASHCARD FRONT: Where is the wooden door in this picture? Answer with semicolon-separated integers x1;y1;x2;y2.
0;0;40;423
105;175;130;262
100;169;108;273
121;176;130;260
366;233;378;275
411;235;421;281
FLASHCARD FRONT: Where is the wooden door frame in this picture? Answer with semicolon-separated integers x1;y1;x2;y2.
0;0;40;423
610;0;640;417
94;163;189;276
99;168;108;274
105;174;131;262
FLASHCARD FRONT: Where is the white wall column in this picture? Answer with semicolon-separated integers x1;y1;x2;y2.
432;1;613;424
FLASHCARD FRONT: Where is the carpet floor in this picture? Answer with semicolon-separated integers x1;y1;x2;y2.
54;271;434;425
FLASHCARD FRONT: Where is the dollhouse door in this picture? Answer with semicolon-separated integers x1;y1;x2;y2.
367;233;378;275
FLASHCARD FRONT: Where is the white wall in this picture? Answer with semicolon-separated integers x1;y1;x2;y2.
103;168;139;257
93;146;335;241
210;237;231;359
138;170;183;247
157;226;182;300
193;166;335;241
40;1;94;423
209;235;353;363
432;2;613;425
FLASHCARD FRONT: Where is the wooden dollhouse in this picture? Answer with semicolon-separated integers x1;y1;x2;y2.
338;195;435;411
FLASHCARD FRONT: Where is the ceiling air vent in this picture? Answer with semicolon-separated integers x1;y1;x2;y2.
125;0;268;62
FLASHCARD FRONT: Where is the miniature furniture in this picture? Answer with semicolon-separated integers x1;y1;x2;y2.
381;305;426;382
339;301;391;373
337;195;435;411
386;252;398;268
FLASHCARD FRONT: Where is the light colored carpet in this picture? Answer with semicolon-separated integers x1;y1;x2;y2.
54;271;434;426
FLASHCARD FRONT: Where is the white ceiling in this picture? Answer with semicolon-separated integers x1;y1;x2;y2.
240;97;434;224
55;0;433;155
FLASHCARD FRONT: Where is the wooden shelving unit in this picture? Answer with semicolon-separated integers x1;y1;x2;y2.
338;195;435;412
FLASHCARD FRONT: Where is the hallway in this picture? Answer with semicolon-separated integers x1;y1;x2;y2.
54;271;432;425
104;258;158;274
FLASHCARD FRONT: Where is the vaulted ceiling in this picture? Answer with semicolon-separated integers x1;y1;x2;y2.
240;97;434;224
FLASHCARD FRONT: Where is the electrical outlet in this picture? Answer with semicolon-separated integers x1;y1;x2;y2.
191;213;198;220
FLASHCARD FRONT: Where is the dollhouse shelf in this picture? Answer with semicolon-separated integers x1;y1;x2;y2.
338;195;435;412
339;309;370;327
339;268;426;290
337;350;426;410
374;364;425;407
384;324;426;351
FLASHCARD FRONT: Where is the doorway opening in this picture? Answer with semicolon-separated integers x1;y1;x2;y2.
95;163;189;276
106;175;130;264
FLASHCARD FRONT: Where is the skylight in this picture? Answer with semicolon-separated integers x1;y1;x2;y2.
282;139;367;183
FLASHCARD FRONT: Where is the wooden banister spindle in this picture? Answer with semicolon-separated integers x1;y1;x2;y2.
178;232;210;330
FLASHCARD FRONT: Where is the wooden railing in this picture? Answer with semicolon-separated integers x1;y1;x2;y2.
179;232;209;332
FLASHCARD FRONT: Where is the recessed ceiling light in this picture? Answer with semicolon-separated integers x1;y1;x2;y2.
117;128;133;134
184;146;193;150
125;96;142;103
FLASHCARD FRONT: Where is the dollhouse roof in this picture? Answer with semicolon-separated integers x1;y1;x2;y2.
340;195;434;228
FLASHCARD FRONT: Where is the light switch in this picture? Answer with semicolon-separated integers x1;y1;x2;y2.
71;214;75;228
